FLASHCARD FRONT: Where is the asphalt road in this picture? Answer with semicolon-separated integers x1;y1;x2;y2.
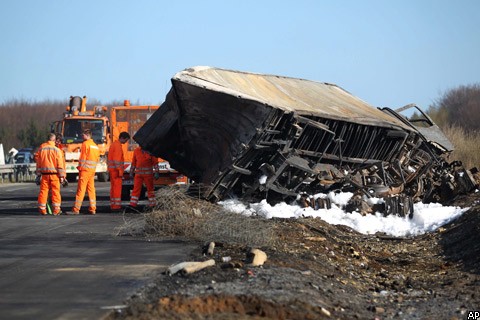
0;182;195;320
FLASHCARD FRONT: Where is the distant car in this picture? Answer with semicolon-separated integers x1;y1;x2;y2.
14;148;35;165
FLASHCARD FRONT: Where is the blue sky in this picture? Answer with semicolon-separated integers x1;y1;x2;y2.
1;0;479;110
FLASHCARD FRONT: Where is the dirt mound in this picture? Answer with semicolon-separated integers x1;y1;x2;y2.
131;294;328;320
439;201;480;274
109;192;480;320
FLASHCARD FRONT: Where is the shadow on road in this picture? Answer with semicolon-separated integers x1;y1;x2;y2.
0;207;40;215
0;204;116;216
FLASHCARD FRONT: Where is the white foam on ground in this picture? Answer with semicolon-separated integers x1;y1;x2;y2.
219;191;470;237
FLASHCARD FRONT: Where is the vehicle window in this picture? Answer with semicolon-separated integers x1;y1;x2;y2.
15;155;25;163
63;119;104;143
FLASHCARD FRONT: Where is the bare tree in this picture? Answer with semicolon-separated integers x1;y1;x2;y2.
429;84;480;132
0;99;75;149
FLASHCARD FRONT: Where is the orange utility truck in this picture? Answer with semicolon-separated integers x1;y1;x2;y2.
110;100;188;199
52;97;187;193
52;96;110;182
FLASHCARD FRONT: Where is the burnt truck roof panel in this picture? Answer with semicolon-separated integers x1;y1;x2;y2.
174;66;413;131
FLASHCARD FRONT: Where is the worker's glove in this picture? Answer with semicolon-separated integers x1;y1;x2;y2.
35;175;41;186
61;179;69;187
154;172;160;180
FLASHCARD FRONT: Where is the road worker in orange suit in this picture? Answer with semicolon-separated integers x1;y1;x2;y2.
107;131;130;212
70;129;100;215
129;146;160;209
55;133;66;169
35;133;66;215
55;133;66;151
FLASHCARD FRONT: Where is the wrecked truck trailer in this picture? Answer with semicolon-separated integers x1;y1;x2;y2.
135;66;478;216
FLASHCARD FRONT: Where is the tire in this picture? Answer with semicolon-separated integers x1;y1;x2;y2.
121;184;147;201
139;185;147;200
121;185;132;201
66;173;77;183
97;172;109;182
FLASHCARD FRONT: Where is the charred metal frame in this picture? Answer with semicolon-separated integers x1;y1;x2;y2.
135;67;478;216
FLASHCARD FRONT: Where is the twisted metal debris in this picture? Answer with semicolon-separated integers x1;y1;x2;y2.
135;66;478;216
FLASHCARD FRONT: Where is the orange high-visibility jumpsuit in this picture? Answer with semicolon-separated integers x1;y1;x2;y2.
35;141;66;215
72;139;100;214
129;147;158;208
107;140;125;210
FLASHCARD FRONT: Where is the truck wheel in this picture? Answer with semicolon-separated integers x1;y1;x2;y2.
97;172;109;182
66;173;77;183
140;185;147;200
121;185;132;201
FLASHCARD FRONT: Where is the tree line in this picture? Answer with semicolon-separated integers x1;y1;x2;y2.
0;85;478;165
426;84;480;133
0;97;107;151
425;84;480;169
0;99;66;151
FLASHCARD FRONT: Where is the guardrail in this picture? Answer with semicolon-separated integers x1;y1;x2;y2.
0;164;37;183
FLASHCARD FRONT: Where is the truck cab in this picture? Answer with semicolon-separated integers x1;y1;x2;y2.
52;96;110;182
109;101;188;200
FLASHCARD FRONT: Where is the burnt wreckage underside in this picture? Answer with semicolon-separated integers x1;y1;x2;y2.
135;66;478;216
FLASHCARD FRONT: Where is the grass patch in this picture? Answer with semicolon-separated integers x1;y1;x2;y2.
442;126;480;170
144;186;276;248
